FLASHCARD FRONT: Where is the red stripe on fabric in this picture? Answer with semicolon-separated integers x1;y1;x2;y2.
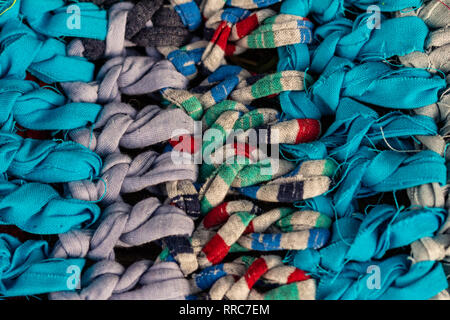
244;257;268;289
210;21;232;51
169;135;199;154
15;124;51;140
287;268;311;284
243;221;254;234
202;233;230;264
235;13;259;39
295;119;321;144
169;139;178;147
25;72;57;92
233;142;253;159
437;0;450;10
225;43;237;56
203;202;231;229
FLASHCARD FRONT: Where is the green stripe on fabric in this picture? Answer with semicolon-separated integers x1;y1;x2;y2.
203;100;238;128
235;164;264;187
276;215;293;232
275;208;298;231
158;247;170;261
279;207;296;218
182;96;203;120
263;29;275;48
229;242;250;253
209;122;228;143
236;211;255;226
217;158;249;185
323;158;338;177
254;31;264;48
201;123;228;179
264;16;277;25
200;163;217;182
233;110;265;131
264;283;300;300
201;196;213;215
315;214;332;228
236;162;274;187
251;73;283;99
241;255;257;267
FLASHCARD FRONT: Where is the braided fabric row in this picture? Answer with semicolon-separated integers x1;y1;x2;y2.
0;0;111;297
397;0;450;295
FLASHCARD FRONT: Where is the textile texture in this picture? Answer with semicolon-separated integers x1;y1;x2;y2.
0;0;449;301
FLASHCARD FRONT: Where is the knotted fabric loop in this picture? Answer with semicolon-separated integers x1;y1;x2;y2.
49;260;192;300
0;234;86;297
52;197;194;262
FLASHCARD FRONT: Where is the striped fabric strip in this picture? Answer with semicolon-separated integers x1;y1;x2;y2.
230;70;307;104
202;9;313;72
248;280;316;300
202;0;282;18
192;200;331;268
200;158;336;213
165;41;209;79
237;14;314;49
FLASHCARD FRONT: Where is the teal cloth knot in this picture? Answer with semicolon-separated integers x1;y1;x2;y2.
0;19;96;83
0;132;102;183
0;79;101;131
0;233;85;297
291;205;446;274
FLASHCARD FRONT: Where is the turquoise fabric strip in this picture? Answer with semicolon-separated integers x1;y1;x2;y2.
281;98;439;162
20;0;108;40
279;0;422;24
310;14;429;73
0;133;102;183
290;205;446;274
279;59;446;119
0;178;100;234
0;19;96;83
0;79;101;131
316;255;448;300
0;233;86;297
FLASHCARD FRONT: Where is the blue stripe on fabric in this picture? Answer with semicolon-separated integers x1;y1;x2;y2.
210;77;240;103
194;264;227;290
168;48;204;77
207;65;243;83
307;228;330;249
221;7;251;24
297;20;313;43
251;233;282;251
237;185;259;200
226;0;282;9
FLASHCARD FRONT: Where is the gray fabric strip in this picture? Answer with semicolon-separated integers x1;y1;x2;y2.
49;261;191;300
52;197;194;261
